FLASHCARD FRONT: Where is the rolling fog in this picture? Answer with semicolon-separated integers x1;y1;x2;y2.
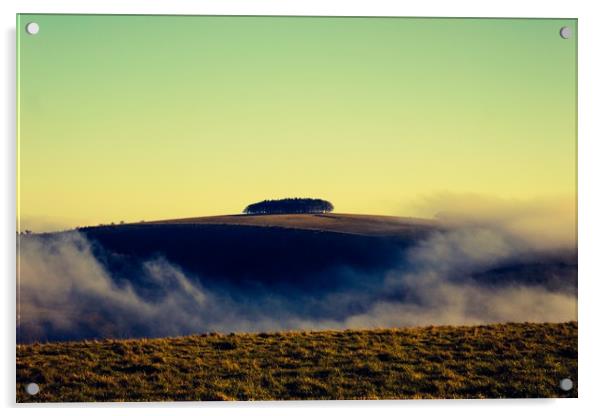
17;196;577;342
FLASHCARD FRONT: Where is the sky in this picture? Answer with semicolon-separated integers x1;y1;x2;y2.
17;15;577;232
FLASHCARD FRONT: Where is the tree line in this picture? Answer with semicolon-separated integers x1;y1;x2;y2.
243;198;334;215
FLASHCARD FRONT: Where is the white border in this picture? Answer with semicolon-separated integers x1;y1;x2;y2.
3;1;601;415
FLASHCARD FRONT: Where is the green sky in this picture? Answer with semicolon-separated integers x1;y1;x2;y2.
17;15;577;231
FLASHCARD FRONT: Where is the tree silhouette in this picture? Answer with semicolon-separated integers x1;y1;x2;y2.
243;198;334;215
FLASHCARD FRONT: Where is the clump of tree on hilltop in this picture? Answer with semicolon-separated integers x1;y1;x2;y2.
243;198;334;215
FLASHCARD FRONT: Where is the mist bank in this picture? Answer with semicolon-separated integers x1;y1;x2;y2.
411;193;576;251
18;220;576;342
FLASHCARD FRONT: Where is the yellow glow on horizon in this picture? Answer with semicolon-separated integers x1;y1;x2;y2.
17;15;576;231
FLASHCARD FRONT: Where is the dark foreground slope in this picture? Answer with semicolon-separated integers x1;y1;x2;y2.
17;322;577;402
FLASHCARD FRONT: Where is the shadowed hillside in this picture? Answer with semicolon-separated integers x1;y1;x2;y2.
79;217;433;292
74;214;440;298
78;213;576;294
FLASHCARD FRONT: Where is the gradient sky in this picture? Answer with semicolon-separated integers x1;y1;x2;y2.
17;15;577;231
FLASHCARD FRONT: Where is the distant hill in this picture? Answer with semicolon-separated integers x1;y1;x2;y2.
77;212;574;302
78;214;434;295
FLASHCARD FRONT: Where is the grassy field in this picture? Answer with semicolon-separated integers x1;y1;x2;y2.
16;322;577;402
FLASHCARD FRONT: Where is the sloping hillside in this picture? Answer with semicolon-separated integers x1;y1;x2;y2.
75;213;438;296
16;322;578;402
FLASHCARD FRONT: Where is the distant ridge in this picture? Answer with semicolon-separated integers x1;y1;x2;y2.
144;213;439;237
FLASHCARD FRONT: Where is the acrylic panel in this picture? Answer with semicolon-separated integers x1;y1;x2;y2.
16;15;577;402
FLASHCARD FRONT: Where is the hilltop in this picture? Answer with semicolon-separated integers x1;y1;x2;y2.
17;322;577;402
145;213;439;237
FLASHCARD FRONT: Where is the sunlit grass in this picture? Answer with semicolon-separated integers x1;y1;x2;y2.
16;321;577;402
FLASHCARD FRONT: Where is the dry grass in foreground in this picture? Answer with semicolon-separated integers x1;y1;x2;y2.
17;322;577;402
